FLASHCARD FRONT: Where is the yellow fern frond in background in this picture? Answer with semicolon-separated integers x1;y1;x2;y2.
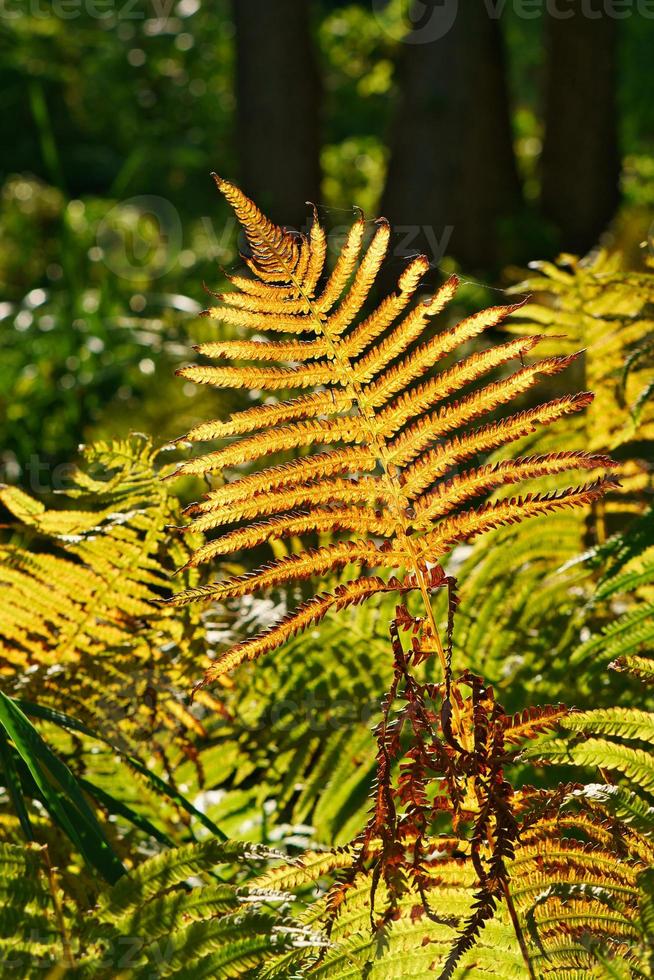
0;435;218;752
171;177;616;686
507;250;654;514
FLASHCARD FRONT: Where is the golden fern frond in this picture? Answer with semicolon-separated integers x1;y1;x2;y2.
413;452;614;527
417;482;611;561
365;311;533;411
175;414;368;476
503;704;570;745
178;360;339;391
387;354;581;467
185;507;394;563
194;336;330;362
170;178;617;685
214;173;304;282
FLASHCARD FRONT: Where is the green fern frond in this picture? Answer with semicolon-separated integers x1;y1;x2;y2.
0;842;75;975
0;837;320;979
178;595;395;845
562;707;654;743
525;737;654;795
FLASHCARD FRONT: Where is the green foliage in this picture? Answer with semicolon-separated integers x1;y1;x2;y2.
0;177;226;473
0;837;310;978
513;660;654;977
189;598;393;845
0;2;235;200
0;692;125;884
1;1;653;971
0;435;204;721
507;249;654;455
0;435;236;871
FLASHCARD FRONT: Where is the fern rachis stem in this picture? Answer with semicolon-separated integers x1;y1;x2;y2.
42;845;75;968
501;878;536;980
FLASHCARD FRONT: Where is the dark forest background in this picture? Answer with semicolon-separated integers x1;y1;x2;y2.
1;0;653;480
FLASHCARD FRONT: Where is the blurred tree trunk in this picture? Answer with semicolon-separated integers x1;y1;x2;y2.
540;5;620;254
381;3;522;272
232;0;322;229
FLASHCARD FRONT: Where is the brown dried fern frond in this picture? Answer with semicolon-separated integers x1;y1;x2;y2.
170;177;617;687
